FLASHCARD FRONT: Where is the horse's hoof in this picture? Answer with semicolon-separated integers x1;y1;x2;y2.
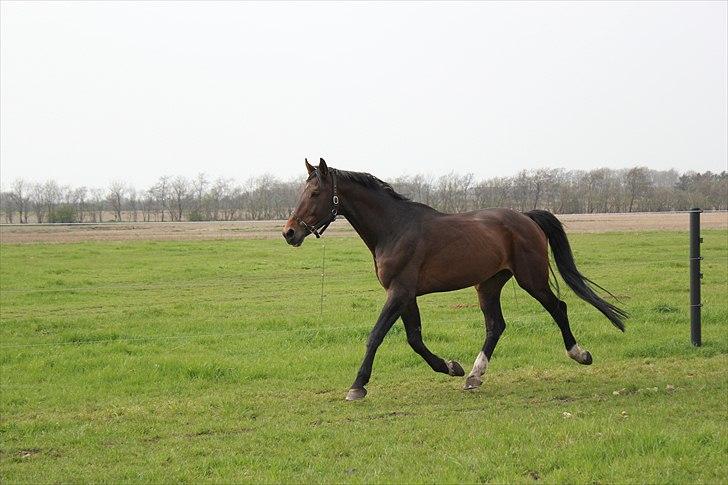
463;376;482;390
567;344;593;365
447;360;465;377
345;387;367;401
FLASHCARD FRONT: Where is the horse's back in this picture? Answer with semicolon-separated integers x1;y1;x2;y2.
415;208;547;294
434;208;546;244
479;208;546;240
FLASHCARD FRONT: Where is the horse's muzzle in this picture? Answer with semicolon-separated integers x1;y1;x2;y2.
282;224;304;247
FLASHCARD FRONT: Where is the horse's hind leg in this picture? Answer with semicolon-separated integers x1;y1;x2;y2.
402;299;465;377
464;270;512;390
513;257;592;365
529;287;592;365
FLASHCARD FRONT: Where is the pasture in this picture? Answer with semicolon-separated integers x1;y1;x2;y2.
0;225;726;483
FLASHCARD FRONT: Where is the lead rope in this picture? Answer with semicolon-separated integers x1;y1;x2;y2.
320;239;326;317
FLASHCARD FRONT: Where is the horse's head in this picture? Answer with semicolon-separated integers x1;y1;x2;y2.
283;158;338;246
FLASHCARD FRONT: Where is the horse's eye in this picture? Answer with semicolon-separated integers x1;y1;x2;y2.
310;191;320;198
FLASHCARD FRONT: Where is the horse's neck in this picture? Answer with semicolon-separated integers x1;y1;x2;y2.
338;181;414;253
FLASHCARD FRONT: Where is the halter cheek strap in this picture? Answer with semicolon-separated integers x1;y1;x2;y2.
293;170;339;238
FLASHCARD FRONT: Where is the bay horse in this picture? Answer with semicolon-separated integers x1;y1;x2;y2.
283;159;627;401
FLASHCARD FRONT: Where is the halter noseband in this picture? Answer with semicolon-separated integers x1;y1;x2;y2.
292;169;339;238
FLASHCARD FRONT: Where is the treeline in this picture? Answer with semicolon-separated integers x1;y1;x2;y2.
1;167;725;223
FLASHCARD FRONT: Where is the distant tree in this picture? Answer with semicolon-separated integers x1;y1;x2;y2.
107;181;126;222
676;171;728;210
189;173;209;221
70;186;88;222
127;187;139;222
0;190;14;222
9;179;30;223
624;166;652;212
30;183;45;223
248;174;278;220
391;174;435;206
44;180;62;221
140;188;155;222
150;176;170;222
530;168;557;210
89;188;106;222
169;176;189;222
435;172;474;213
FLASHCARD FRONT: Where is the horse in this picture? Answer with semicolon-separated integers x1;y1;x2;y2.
283;159;627;401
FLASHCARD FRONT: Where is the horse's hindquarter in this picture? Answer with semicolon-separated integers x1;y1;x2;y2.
415;210;518;294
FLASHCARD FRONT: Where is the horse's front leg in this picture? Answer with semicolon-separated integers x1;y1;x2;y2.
346;287;411;401
402;299;465;377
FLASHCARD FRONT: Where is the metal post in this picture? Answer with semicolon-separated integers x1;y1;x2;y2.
689;208;702;347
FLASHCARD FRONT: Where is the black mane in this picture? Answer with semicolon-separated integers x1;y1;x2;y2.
333;169;410;201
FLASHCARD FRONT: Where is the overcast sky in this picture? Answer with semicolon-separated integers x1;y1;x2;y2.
1;1;726;189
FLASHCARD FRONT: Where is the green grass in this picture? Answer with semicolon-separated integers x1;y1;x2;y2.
1;230;726;483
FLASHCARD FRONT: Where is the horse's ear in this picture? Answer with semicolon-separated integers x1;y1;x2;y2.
319;158;329;176
305;158;315;175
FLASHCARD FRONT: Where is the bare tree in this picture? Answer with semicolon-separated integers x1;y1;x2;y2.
189;173;209;220
31;180;62;223
247;175;277;220
530;168;557;210
169;176;189;222
140;188;158;222
10;179;31;223
391;174;435;205
107;181;127;222
29;183;44;223
624;167;652;212
70;186;88;222
0;190;14;222
88;188;106;222
150;176;170;222
435;172;474;213
127;187;139;222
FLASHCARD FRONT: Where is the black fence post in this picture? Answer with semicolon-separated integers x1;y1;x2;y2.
689;208;702;347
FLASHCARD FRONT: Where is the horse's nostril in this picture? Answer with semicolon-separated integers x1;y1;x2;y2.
284;228;295;240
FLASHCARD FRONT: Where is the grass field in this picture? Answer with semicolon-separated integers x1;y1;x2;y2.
1;229;726;483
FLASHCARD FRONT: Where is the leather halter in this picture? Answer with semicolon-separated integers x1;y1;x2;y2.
292;169;339;238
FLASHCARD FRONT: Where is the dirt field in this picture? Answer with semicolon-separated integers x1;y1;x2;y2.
0;211;725;244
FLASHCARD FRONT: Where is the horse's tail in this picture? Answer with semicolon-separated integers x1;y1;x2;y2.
525;210;627;332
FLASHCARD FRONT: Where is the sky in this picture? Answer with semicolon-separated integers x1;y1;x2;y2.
1;1;726;189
